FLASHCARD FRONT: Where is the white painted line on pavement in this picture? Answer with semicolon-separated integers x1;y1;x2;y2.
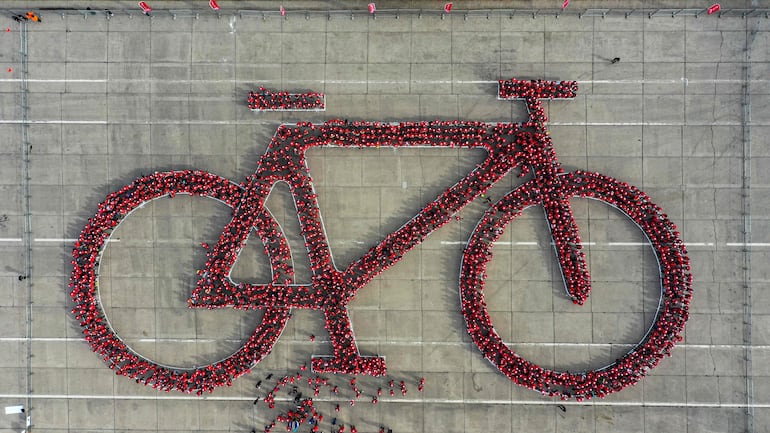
1;78;768;85
0;120;110;124
439;241;537;246
0;119;756;127
0;237;750;248
0;393;764;407
1;238;118;243
31;238;119;243
6;337;769;350
552;122;745;126
0;120;216;125
726;242;770;247
0;238;732;247
438;241;527;245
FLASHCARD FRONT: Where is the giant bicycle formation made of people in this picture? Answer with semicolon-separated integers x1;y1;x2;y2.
69;78;692;400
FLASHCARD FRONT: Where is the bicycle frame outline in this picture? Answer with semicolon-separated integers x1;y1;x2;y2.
190;94;598;376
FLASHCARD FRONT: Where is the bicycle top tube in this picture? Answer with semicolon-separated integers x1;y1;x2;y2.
259;118;569;187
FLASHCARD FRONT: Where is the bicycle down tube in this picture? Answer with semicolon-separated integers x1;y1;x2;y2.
190;84;589;375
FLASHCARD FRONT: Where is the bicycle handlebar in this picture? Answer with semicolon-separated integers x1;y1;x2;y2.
498;78;578;100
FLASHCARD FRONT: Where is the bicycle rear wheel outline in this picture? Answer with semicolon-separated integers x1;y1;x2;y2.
461;170;691;400
70;171;293;394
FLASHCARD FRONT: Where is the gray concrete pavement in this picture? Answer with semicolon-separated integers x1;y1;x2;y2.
0;2;767;432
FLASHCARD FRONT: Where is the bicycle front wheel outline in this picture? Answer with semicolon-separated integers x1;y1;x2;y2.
460;170;691;400
70;170;292;395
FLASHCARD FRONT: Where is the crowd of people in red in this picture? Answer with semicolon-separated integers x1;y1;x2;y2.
70;79;691;399
254;365;418;432
248;87;326;111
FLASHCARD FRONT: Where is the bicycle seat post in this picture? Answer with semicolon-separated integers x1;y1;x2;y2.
523;98;548;134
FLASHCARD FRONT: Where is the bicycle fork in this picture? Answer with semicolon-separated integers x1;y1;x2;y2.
520;96;592;305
